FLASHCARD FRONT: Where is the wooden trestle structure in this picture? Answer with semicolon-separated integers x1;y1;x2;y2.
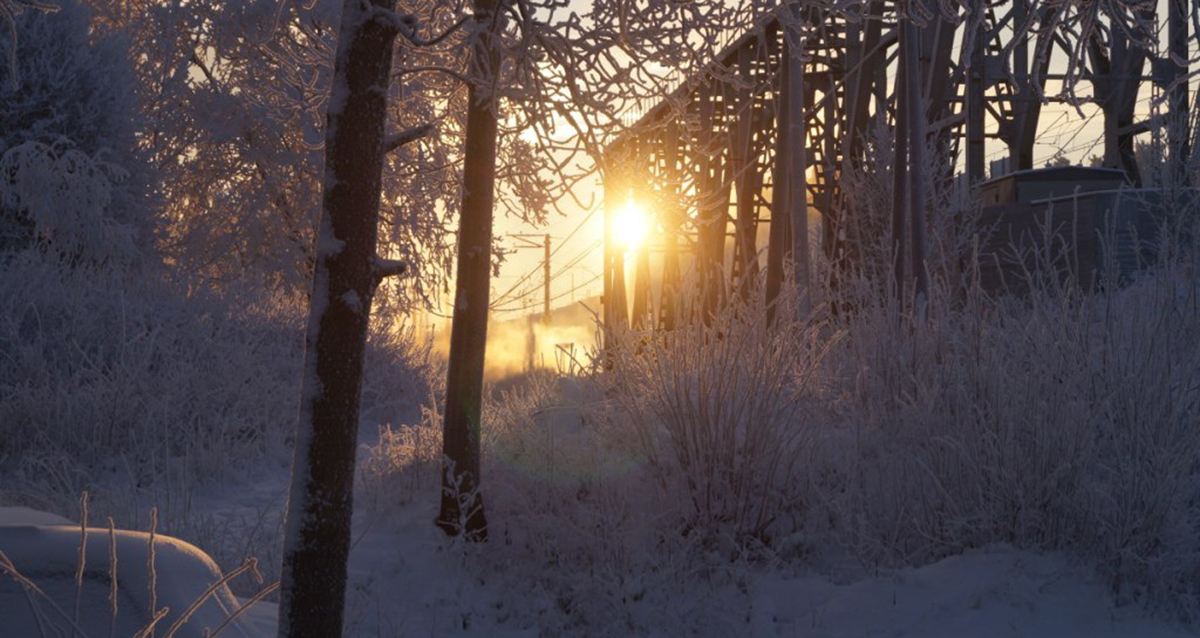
601;0;1193;330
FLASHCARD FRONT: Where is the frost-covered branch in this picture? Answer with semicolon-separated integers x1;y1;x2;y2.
383;123;435;154
373;5;468;48
402;15;469;47
0;141;137;264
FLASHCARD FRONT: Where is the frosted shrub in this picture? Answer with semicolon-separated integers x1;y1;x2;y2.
0;258;299;495
837;116;985;305
0;142;137;262
821;245;1200;616
0;0;156;257
359;400;444;512
604;295;837;545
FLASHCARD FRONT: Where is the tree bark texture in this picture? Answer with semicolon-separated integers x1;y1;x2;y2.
277;2;397;637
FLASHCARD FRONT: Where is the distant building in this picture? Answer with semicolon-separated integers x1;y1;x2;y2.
976;166;1174;293
979;166;1128;207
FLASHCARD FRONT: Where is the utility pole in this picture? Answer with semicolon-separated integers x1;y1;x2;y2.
511;233;553;322
544;233;551;321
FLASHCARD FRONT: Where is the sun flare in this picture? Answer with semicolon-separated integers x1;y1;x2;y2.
614;199;649;251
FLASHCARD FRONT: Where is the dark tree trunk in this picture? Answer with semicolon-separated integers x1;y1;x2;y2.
436;0;503;541
277;2;398;637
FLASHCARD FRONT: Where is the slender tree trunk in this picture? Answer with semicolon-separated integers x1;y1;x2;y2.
277;3;399;636
437;0;503;540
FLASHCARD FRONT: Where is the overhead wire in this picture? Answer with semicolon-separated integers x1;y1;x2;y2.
489;204;602;308
490;239;604;315
491;272;604;317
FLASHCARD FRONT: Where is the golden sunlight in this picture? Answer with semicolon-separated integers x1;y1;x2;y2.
614;199;650;251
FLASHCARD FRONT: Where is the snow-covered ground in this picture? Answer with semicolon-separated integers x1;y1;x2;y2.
5;365;1199;637
6;473;1197;638
336;492;1199;638
752;549;1194;638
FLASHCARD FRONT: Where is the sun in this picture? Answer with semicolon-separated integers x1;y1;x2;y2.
614;199;649;251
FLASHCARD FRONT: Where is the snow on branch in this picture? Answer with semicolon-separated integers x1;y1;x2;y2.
383;123;435;154
401;16;469;47
371;255;409;282
370;4;467;48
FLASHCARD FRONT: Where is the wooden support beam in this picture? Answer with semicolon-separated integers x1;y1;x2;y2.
765;26;791;324
784;20;810;309
603;151;630;330
1169;0;1190;185
694;78;731;318
732;43;762;299
905;19;929;299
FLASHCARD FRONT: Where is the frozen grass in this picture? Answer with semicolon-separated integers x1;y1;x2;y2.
802;167;1200;618
359;367;772;636
602;296;838;546
816;258;1200;617
0;254;432;595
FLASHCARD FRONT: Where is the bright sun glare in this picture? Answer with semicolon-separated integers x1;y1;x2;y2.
614;199;649;251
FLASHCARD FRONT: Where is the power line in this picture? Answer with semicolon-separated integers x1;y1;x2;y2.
550;239;602;281
550;272;602;304
490;256;545;308
491;273;603;316
490;204;602;307
490;240;602;314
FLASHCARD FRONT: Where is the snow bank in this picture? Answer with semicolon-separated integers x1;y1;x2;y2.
0;524;273;638
752;547;1194;637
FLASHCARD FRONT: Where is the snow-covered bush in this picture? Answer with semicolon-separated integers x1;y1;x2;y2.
0;258;296;490
602;296;835;546
0;141;138;263
0;0;156;259
419;183;1199;629
356;230;1200;630
815;243;1200;617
